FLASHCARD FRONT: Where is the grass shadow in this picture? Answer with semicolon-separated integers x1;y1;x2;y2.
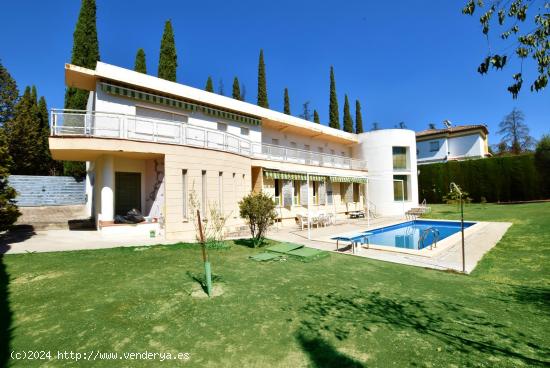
233;238;272;248
296;332;365;368
0;254;12;367
297;290;549;366
186;271;222;294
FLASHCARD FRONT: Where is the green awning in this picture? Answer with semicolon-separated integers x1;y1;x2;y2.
101;82;262;126
263;171;326;181
329;176;368;184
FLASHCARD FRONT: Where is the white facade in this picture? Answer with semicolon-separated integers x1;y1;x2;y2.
53;61;421;240
353;129;419;216
416;128;489;165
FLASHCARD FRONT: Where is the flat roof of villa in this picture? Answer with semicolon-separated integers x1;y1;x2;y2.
65;62;359;145
416;125;489;140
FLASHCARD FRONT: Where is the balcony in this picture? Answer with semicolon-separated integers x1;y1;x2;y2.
50;110;367;171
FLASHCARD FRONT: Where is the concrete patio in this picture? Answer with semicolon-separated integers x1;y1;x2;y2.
267;216;512;273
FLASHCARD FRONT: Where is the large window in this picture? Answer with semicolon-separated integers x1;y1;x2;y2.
218;172;223;213
274;179;281;206
393;175;409;201
293;180;300;205
392;147;407;170
429;141;440;152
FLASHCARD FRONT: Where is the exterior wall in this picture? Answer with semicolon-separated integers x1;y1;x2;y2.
163;146;251;241
417;132;488;164
262;126;352;157
354;129;419;216
447;134;485;159
417;137;448;162
94;83;261;144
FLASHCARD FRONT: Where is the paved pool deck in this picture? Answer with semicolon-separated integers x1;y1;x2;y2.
2;216;512;274
267;217;513;274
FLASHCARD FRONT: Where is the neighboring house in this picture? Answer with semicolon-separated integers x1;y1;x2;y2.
416;124;490;165
49;62;419;240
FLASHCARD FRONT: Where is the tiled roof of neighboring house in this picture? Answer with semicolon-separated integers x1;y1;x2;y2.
416;124;488;139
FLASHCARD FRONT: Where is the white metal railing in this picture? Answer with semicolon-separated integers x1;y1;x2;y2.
50;109;366;171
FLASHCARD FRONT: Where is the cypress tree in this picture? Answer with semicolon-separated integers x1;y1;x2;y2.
257;49;269;108
355;100;364;133
232;77;242;100
64;0;99;177
134;48;147;74
313;110;320;124
158;20;177;82
0;60;19;127
65;0;100;110
205;77;214;92
0;129;20;231
37;96;59;175
329;66;339;129
283;88;290;115
343;94;353;133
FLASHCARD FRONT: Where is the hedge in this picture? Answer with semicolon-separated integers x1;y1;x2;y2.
418;154;549;203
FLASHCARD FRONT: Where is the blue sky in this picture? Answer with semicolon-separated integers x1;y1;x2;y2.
1;0;548;142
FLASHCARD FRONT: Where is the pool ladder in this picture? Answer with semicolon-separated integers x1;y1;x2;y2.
419;227;439;250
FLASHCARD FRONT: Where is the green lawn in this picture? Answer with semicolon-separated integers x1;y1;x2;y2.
1;203;549;367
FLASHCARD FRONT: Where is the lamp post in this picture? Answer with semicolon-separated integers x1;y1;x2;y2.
450;182;465;273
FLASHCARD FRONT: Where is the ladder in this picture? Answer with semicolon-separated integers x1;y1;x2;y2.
418;227;439;250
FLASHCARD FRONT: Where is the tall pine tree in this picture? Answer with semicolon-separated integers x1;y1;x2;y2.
355;100;364;133
342;94;353;133
134;48;147;74
0;128;20;231
313;110;320;124
5;87;41;175
158;20;177;81
232;77;242;100
37;96;59;175
257;49;269;108
64;0;99;178
0;60;19;127
205;76;214;92
329;66;339;129
283;88;290;115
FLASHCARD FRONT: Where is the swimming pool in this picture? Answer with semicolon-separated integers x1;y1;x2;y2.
334;220;476;250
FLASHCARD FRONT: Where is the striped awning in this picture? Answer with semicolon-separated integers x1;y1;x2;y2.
329;176;368;184
263;171;325;181
101;82;262;126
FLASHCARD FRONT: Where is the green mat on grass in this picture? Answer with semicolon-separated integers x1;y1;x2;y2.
286;247;327;258
249;252;282;262
265;243;303;253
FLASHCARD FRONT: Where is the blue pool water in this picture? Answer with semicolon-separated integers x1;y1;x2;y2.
334;220;476;250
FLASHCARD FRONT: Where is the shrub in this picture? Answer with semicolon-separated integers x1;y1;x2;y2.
419;154;548;203
238;191;277;247
535;135;550;198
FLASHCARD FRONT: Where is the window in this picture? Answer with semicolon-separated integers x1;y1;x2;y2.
304;144;310;151
330;149;335;155
272;138;279;145
182;169;188;219
136;106;188;123
201;170;207;215
240;127;249;136
274;179;281;205
312;181;318;204
392;147;407;170
218;172;223;213
217;122;227;132
353;183;360;202
290;142;297;148
293;180;300;205
429;141;439;152
393;175;409;201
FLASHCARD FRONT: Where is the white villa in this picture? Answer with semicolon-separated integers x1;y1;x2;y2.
49;62;419;240
416;124;490;165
